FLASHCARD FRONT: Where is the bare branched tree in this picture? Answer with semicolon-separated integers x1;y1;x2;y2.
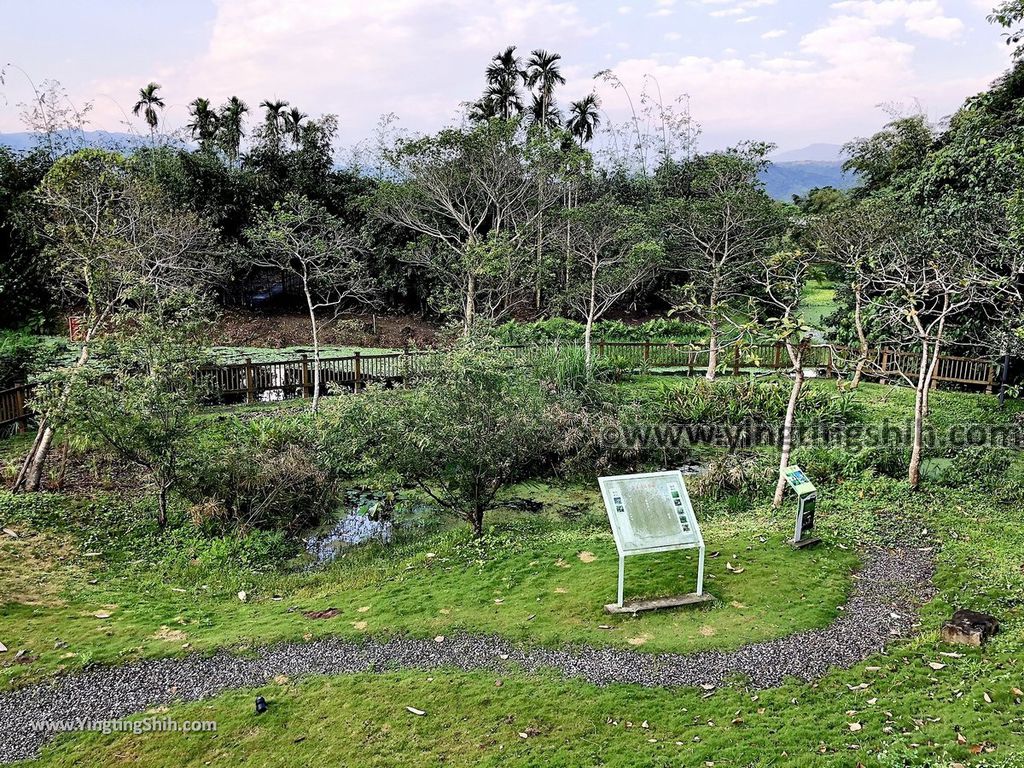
13;149;223;492
247;193;377;412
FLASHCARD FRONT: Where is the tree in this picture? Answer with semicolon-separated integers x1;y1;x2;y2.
753;249;815;508
260;99;290;151
133;82;165;147
810;195;906;387
842;114;933;196
525;49;565;131
187;97;219;150
339;344;551;537
246;194;376;412
990;1;1024;57
284;107;307;147
664;146;784;380
871;214;1019;489
567;93;601;145
217;96;248;168
563;199;663;369
0;147;52;328
375;120;558;329
56;300;210;527
483;46;526;120
13;149;223;492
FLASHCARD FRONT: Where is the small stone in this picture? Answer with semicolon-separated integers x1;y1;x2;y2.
237;591;247;602
0;642;7;653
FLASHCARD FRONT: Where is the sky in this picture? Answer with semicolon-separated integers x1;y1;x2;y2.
0;0;1017;155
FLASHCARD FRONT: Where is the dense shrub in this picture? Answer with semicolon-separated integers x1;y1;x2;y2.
659;378;863;430
496;318;707;345
185;413;343;534
0;330;65;388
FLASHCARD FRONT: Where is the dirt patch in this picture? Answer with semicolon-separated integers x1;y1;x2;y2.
151;627;188;643
627;634;651;646
212;310;440;349
577;551;597;563
0;531;79;608
302;608;340;620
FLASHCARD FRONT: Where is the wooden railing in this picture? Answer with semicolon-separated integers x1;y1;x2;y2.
0;384;33;432
0;342;1007;431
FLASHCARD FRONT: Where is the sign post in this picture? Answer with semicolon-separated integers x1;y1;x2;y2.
598;470;714;614
782;465;820;549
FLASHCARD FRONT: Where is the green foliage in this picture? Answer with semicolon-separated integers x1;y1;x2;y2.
659;378;863;430
0;330;64;388
185;412;343;534
495;317;706;344
325;344;553;535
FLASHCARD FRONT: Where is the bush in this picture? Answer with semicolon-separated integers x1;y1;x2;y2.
185;413;343;534
495;318;706;345
0;330;65;388
660;378;863;431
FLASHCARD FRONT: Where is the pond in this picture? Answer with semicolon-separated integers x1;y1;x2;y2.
304;489;434;566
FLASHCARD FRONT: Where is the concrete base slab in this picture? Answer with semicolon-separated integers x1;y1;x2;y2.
605;592;715;614
791;537;821;550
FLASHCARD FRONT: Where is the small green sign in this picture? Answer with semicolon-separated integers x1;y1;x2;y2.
783;465;816;497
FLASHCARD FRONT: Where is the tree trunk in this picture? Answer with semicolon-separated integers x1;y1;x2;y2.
471;507;484;538
773;347;804;508
303;283;322;413
464;271;476;333
14;344;91;492
908;338;930;490
157;483;169;529
706;321;719;381
584;263;599;373
851;288;868;389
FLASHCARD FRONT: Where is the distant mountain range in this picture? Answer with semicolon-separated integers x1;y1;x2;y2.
0;130;146;153
761;143;856;201
0;133;858;201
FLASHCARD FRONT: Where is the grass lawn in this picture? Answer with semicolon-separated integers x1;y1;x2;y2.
0;484;857;691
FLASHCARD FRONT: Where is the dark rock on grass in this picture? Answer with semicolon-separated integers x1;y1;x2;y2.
0;544;934;764
940;609;999;647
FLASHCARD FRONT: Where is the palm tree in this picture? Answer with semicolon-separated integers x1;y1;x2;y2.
284;106;307;147
485;46;526;120
187;97;219;149
260;99;289;148
525;49;565;131
567;93;602;144
218;96;248;167
466;96;498;123
527;92;562;131
132;82;165;146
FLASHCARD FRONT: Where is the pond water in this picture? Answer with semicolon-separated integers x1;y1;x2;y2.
304;489;437;566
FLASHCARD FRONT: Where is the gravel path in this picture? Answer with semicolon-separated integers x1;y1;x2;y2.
0;544;934;763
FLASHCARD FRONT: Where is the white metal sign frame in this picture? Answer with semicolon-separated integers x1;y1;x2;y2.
598;470;706;608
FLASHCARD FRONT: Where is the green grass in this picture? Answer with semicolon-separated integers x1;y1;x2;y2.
801;280;838;340
0;485;857;691
14;474;1024;768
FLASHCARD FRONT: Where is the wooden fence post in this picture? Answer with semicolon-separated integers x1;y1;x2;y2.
598;339;606;359
402;343;409;389
353;351;362;394
643;340;651;363
300;355;310;399
687;350;694;376
732;345;741;377
825;346;834;378
773;343;782;370
880;348;890;380
245;358;255;404
986;363;997;395
15;385;26;434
